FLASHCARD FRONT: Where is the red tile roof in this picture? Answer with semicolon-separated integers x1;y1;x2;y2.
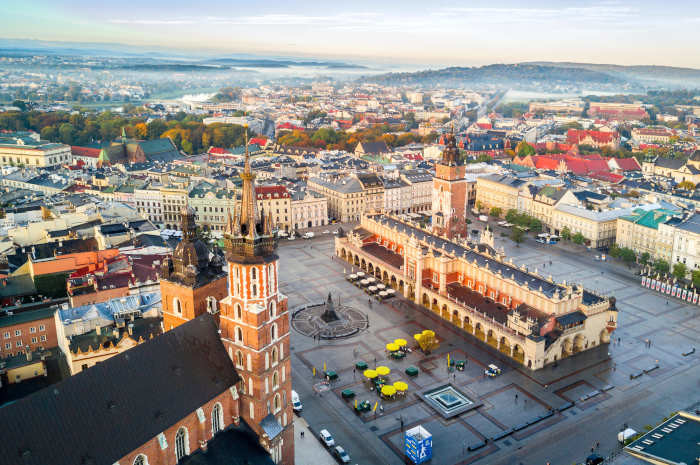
566;129;619;145
532;156;561;170
249;137;268;146
71;146;100;158
276;122;304;131
612;157;641;171
255;185;289;199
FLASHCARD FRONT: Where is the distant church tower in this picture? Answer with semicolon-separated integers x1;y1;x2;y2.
432;130;467;239
219;137;294;464
159;206;228;331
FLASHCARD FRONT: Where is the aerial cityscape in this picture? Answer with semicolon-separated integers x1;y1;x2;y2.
1;2;699;465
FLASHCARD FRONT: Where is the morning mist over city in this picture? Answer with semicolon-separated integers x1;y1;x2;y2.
0;2;698;465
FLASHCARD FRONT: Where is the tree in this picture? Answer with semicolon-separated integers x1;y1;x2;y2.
692;270;700;288
673;263;687;280
528;218;542;234
510;227;525;245
516;141;535;157
58;123;75;145
489;207;502;217
639;252;650;265
572;232;585;245
476;201;484;212
40;125;57;141
505;209;519;223
654;259;670;274
678;180;696;191
619;247;636;264
561;227;571;241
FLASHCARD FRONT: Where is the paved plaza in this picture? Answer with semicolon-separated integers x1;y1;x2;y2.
280;232;700;465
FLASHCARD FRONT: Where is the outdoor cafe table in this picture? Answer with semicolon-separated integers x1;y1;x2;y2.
341;389;355;399
355;361;368;370
325;371;338;380
405;366;419;377
377;284;386;290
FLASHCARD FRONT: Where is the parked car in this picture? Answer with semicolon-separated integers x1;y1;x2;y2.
323;230;330;234
303;232;315;239
535;238;547;244
291;390;302;413
333;446;351;464
319;429;335;447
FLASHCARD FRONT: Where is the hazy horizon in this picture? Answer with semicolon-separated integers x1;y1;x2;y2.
4;0;700;69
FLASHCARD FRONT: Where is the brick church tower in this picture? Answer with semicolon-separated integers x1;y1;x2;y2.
432;130;467;239
159;206;228;331
218;140;295;464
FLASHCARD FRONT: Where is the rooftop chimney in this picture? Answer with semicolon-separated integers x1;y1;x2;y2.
127;323;134;336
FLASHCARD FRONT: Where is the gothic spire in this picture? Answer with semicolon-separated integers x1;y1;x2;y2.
238;126;259;240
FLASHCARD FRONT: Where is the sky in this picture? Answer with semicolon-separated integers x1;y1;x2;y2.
3;0;700;68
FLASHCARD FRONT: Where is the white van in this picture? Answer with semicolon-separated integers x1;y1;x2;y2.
291;390;302;413
303;232;315;239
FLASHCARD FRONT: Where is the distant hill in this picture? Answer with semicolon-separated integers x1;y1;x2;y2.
363;63;625;87
525;62;700;86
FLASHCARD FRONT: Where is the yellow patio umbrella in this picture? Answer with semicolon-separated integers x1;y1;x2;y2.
394;338;407;347
376;366;391;376
386;342;399;352
381;385;397;396
413;333;422;341
363;369;378;379
422;329;435;337
393;381;408;391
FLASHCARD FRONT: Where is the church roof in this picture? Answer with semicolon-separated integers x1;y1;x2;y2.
0;314;239;465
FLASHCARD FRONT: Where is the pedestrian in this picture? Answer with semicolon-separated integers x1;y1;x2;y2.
515;393;518;401
596;441;600;449
301;431;304;438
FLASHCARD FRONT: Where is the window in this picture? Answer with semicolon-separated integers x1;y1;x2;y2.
271;347;278;365
272;371;279;389
235;304;242;320
212;403;223;435
173;297;182;314
252;284;257;297
273;393;281;412
4;343;9;349
271;324;277;341
31;337;37;344
14;330;21;337
3;332;8;339
236;350;243;368
16;341;22;347
30;327;36;334
175;427;188;462
269;300;276;319
236;327;243;344
251;267;257;280
133;455;148;465
40;335;46;342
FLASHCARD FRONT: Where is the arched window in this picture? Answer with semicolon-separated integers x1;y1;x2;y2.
269;300;276;319
271;347;278;365
235;304;242;320
173;297;182;314
175;427;188;462
273;393;281;412
236;350;243;368
251;267;257;280
212;403;223;435
236;327;243;344
133;455;148;465
252;284;257;297
272;371;279;389
271;323;277;341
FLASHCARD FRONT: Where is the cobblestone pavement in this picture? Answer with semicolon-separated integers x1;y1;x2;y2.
280;233;700;465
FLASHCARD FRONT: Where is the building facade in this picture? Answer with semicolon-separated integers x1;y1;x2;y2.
335;214;617;370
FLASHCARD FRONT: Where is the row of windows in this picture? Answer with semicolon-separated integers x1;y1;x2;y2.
131;403;225;465
3;326;46;338
1;154;70;165
3;335;47;349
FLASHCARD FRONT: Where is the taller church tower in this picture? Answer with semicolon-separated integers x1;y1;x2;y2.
219;137;294;464
432;130;467;239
